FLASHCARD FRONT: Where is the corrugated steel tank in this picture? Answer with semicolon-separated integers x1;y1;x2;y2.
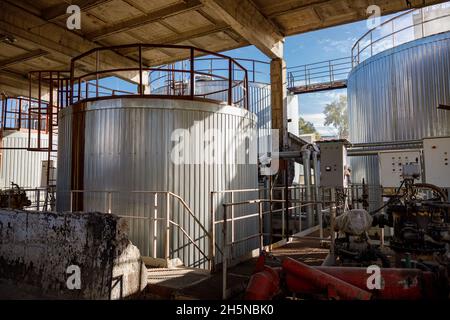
348;32;450;186
56;97;259;268
1;131;49;188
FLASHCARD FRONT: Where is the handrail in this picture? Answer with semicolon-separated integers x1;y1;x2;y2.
351;3;450;66
70;44;249;109
65;189;214;270
287;57;352;90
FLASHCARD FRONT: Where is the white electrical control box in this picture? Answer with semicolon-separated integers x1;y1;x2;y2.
318;140;349;188
378;150;422;187
423;137;450;187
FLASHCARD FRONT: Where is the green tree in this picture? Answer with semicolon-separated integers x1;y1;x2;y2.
298;117;320;140
299;117;317;134
323;94;348;139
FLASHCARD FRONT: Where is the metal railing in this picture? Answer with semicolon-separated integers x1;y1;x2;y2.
64;190;214;270
1;96;49;132
70;44;250;109
212;183;383;299
287;57;352;93
352;3;450;66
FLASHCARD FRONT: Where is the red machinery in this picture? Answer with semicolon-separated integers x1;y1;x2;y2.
245;252;442;300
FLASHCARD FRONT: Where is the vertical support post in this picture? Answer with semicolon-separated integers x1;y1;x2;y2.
138;45;143;95
190;48;195;99
165;193;170;261
230;192;234;258
370;32;373;57
153;193;158;258
252;60;255;82
259;201;263;250
328;60;332;84
245;69;249;110
228;59;232;105
330;188;336;258
312;150;323;238
269;176;273;246
70;191;73;212
304;65;307;87
421;8;425;37
96;50;100;97
302;149;313;229
357;42;360;65
222;204;228;300
37;72;41;150
107;192;112;214
281;187;285;238
284;163;290;237
209;192;216;272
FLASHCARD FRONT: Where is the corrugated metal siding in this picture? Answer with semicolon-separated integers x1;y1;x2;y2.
0;131;48;188
153;80;273;154
56;98;259;268
348;32;450;187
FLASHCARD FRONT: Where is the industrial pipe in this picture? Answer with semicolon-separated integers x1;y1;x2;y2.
244;266;280;300
282;258;372;300
286;265;436;299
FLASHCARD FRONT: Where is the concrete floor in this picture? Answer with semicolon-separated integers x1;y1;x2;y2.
139;233;329;300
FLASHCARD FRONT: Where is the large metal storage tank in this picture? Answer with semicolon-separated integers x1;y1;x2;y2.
56;97;259;268
348;31;450;187
0;131;49;188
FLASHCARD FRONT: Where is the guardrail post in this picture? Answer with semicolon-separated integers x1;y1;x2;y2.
107;192;112;214
222;204;228;300
153;193;158;258
165;193;170;261
330;188;336;258
231;192;234;252
259;201;263;250
228;59;232;105
281;190;285;238
190;47;195;98
209;192;215;272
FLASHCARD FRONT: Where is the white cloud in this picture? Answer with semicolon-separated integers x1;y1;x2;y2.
318;36;357;54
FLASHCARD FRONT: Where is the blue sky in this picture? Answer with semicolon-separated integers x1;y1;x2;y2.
223;12;403;135
98;7;423;135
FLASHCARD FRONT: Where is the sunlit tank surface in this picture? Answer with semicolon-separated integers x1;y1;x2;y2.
56;97;259;268
348;32;450;189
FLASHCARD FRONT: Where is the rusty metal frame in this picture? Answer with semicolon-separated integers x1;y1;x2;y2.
70;44;250;110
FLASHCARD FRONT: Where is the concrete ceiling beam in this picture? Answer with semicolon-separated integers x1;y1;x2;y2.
200;0;285;59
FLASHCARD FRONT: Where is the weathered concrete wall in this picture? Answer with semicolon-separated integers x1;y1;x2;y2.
0;210;147;299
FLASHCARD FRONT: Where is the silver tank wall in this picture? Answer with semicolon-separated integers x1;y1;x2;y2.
348;32;450;186
152;80;272;153
56;98;259;268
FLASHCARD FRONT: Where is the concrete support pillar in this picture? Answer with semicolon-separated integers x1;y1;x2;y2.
270;57;288;150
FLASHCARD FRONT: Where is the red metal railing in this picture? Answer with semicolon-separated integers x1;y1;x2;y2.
70;44;250;109
0;96;46;131
27;71;70;152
